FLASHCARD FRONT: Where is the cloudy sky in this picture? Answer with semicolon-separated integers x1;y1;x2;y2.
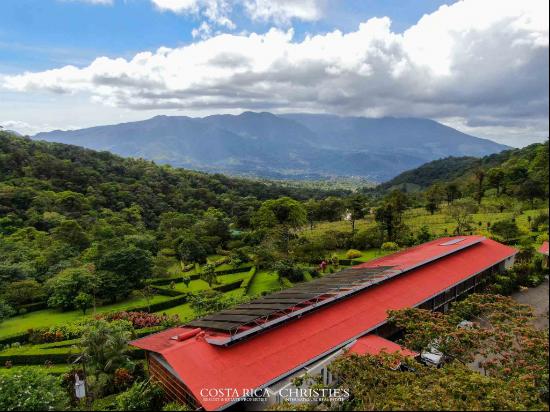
0;0;548;147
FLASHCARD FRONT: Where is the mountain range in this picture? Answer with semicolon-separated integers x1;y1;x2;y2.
33;112;510;182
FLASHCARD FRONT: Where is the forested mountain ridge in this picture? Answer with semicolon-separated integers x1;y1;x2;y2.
0;131;343;228
379;141;549;193
33;112;510;181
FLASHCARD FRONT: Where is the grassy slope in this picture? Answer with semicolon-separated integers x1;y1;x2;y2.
0;294;172;338
302;207;548;241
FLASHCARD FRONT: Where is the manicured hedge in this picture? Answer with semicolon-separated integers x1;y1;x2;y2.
147;273;200;286
0;332;31;346
129;295;189;313
16;301;48;314
0;351;74;365
0;347;144;365
147;265;252;286
212;279;245;293
214;265;253;276
149;285;186;297
241;267;257;294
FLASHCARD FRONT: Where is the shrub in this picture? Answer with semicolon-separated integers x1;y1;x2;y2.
293;239;326;263
116;380;164;411
0;299;15;323
532;213;549;232
91;393;119;411
490;220;522;242
416;225;432;244
352;227;384;249
0;368;67;411
272;260;304;283
28;319;96;343
162;401;191;411
114;367;135;391
381;242;399;251
345;249;362;259
2;280;46;307
97;311;180;329
319;230;351;250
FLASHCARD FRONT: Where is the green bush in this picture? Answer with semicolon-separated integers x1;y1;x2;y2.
272;260;304;283
381;242;399;251
92;393;119;411
490;220;522;242
345;249;362;259
162;401;191;411
0;368;67;411
116;380;164;411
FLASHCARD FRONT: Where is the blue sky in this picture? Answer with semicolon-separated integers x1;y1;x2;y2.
0;0;547;146
0;0;455;73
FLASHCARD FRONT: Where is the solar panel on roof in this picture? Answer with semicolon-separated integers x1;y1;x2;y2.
202;314;260;323
216;308;276;316
181;264;406;346
440;238;465;246
186;320;242;332
237;303;293;310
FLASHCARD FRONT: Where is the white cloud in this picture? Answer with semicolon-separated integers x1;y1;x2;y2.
4;0;548;145
0;120;54;136
150;0;324;28
151;0;235;28
192;21;213;39
243;0;324;24
62;0;114;5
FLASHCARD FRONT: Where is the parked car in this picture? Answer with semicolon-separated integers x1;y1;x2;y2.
420;340;445;368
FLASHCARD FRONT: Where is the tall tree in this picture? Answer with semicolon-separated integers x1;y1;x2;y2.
346;194;368;233
486;167;505;195
200;263;218;288
175;231;208;265
375;191;409;242
424;184;445;215
445;183;460;205
474;168;486;204
448;198;478;235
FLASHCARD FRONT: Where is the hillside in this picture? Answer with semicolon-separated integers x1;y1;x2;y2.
0;131;340;228
33;112;510;182
379;142;549;192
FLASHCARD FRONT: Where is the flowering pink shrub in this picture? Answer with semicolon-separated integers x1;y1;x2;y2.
96;311;179;329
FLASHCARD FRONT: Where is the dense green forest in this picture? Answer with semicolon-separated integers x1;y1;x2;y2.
378;141;549;193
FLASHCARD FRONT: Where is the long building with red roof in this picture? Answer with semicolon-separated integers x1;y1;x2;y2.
131;236;516;410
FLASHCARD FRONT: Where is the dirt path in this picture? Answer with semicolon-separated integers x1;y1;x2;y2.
512;277;549;329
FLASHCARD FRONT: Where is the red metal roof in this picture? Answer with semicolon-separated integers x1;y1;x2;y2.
347;334;417;357
539;241;549;256
355;235;485;272
131;236;516;411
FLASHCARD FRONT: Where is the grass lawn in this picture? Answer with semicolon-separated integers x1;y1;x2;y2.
0;364;72;375
330;248;392;262
157;288;246;322
0;294;173;339
302;207;548;241
171;271;252;293
247;270;282;296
